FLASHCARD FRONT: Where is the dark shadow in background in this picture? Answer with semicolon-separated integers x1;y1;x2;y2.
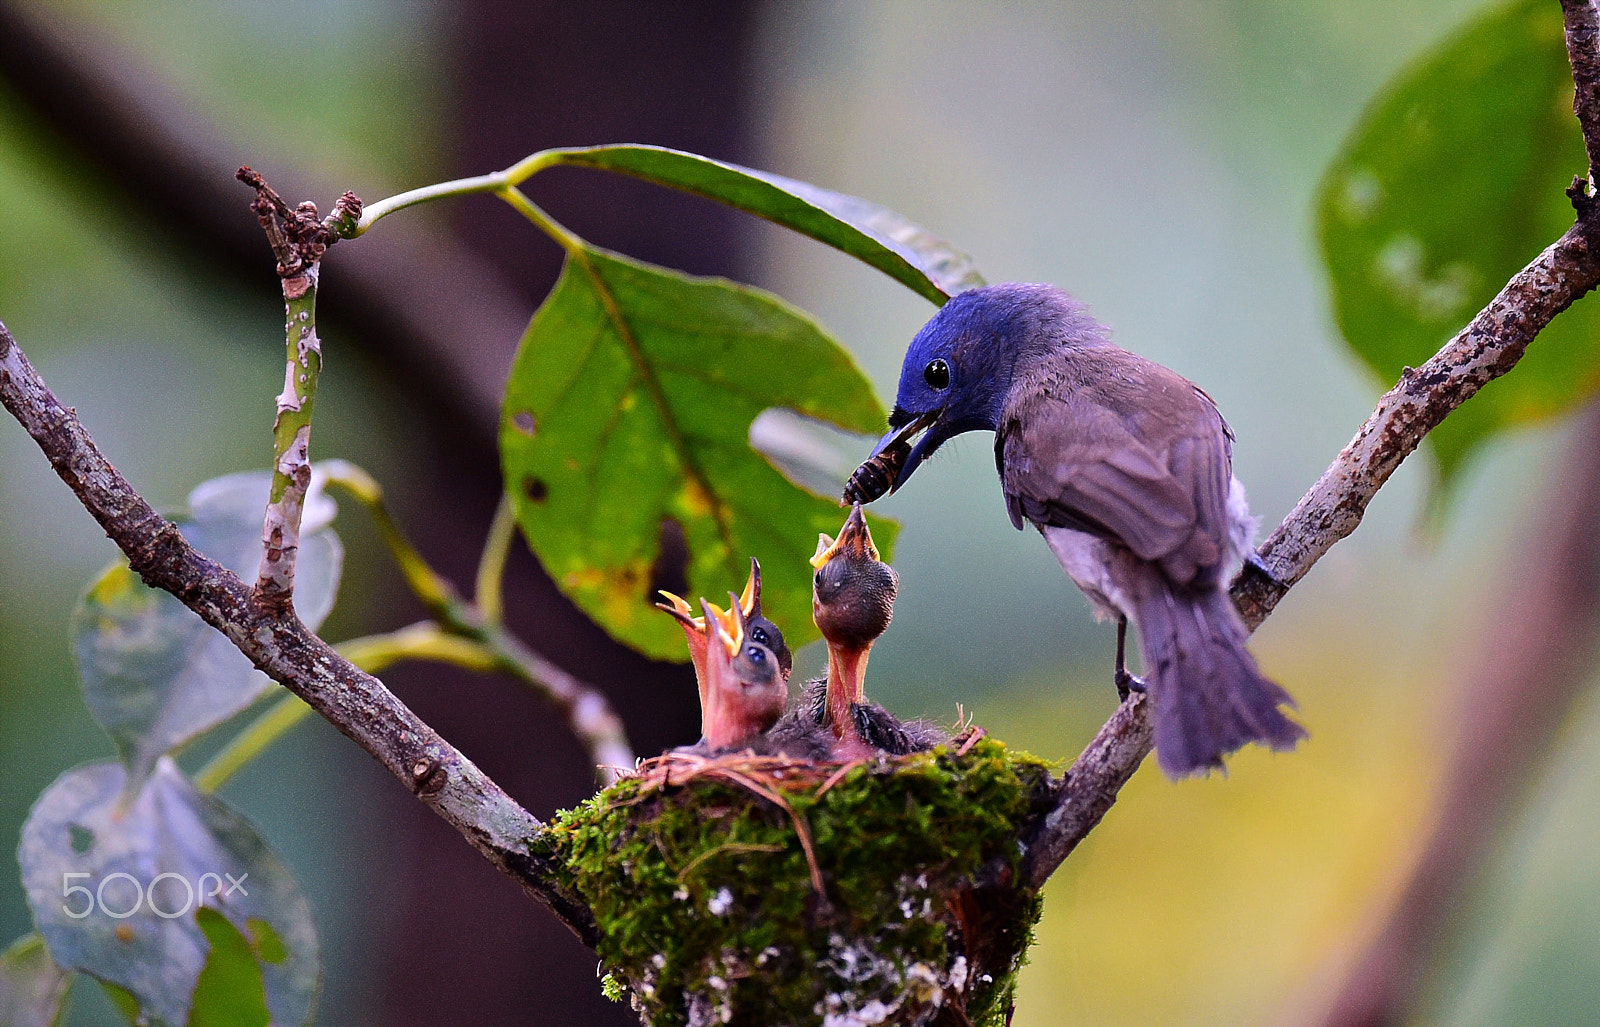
380;8;760;1022
0;1;760;1023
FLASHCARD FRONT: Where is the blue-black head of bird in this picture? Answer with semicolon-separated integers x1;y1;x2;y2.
849;283;1108;502
738;557;792;681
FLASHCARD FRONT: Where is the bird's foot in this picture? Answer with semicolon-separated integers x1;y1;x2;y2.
1242;551;1284;588
1114;668;1146;702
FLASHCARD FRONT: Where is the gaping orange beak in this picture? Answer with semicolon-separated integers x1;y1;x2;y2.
740;558;761;618
704;592;744;660
655;589;704;630
810;503;878;569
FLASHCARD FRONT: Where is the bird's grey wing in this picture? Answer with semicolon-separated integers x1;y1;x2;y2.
999;389;1234;582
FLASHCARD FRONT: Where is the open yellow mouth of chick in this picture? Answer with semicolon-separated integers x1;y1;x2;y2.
703;595;747;659
809;505;880;569
656;564;759;633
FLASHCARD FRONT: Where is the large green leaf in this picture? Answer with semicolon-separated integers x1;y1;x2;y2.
501;245;897;661
0;933;72;1027
1317;0;1599;493
18;759;318;1027
546;144;984;304
72;471;342;790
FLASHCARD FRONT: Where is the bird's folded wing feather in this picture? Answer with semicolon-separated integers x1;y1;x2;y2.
999;389;1229;577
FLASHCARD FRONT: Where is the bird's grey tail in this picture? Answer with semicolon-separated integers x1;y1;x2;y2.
1132;575;1305;778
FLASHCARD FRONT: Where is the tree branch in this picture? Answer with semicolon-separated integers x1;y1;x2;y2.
237;169;360;606
0;320;598;947
1023;145;1600;889
1564;0;1600;185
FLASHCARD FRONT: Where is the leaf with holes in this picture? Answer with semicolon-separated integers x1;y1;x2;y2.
73;471;342;790
18;758;318;1027
546;144;984;303
1317;0;1600;496
501;245;897;661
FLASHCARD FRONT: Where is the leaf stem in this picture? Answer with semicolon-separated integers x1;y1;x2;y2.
317;460;635;780
496;185;586;254
194;693;310;793
320;460;458;618
475;491;517;625
349;150;562;237
195;624;502;793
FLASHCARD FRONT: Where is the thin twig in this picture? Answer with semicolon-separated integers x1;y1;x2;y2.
320;462;635;781
239;169;360;607
0;321;598;945
475;490;518;625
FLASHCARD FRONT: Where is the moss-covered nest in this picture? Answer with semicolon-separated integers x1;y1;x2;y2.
543;732;1058;1026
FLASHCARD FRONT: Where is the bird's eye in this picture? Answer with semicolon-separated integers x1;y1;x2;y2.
814;571;824;587
923;358;950;390
750;625;769;646
746;646;766;664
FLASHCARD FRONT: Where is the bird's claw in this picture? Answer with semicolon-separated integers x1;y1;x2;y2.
1243;551;1284;588
1114;668;1146;702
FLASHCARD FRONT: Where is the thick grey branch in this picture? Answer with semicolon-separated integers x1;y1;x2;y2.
1233;219;1600;627
0;321;597;947
1022;196;1600;891
1563;0;1600;183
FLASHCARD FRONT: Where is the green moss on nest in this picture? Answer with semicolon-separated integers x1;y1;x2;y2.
544;736;1057;1026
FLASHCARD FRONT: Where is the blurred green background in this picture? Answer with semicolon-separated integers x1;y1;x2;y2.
3;0;1596;1024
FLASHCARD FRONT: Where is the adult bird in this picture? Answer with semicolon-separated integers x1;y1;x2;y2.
802;504;944;758
851;282;1303;777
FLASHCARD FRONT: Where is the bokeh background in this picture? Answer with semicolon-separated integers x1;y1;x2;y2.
3;1;1597;1024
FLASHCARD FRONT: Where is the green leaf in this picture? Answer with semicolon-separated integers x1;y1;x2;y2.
73;471;343;789
18;759;319;1027
0;933;73;1027
100;982;139;1023
187;909;269;1027
1317;0;1598;495
501;245;897;661
546;144;984;304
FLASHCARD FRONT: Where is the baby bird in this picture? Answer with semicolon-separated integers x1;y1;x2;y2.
805;504;945;758
657;558;792;712
691;595;790;753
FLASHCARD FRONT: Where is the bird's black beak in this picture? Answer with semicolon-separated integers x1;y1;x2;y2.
873;408;942;493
